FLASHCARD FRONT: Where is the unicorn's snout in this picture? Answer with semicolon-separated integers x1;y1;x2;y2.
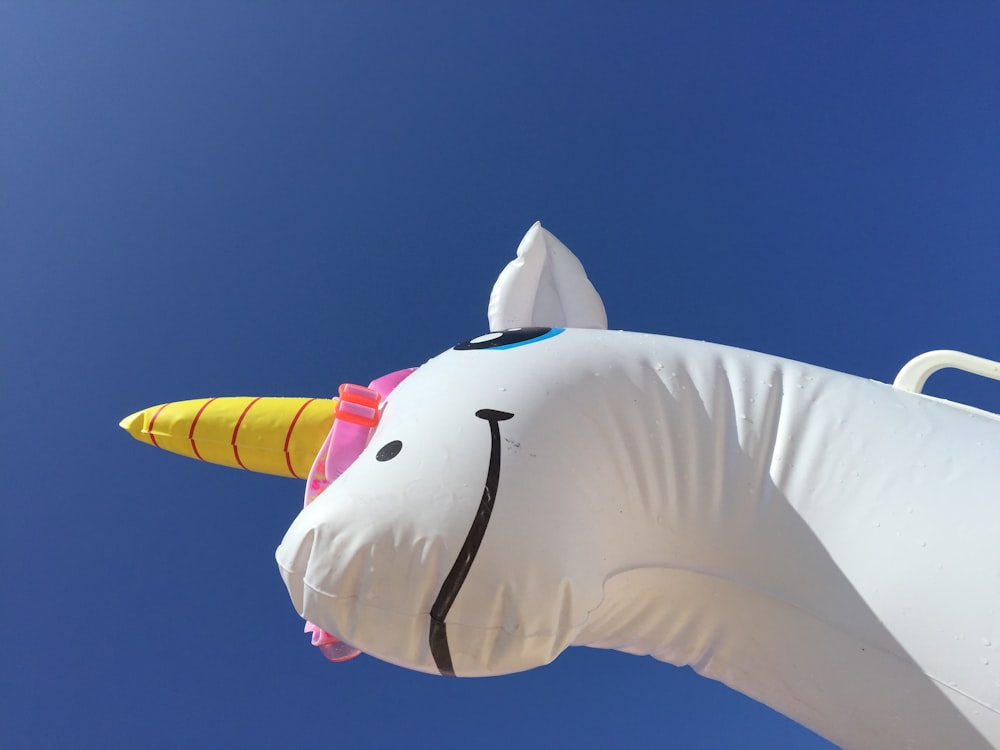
274;523;314;618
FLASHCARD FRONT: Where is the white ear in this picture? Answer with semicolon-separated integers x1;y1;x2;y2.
487;222;608;331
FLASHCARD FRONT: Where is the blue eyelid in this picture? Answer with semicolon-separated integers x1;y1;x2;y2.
492;328;564;349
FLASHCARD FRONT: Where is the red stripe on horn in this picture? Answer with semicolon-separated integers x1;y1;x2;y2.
147;403;171;448
231;397;262;470
187;397;217;462
282;398;316;479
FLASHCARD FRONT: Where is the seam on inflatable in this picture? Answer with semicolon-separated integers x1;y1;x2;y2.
927;675;1000;714
296;578;580;641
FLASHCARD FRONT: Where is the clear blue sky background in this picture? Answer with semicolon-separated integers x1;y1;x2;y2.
3;3;999;748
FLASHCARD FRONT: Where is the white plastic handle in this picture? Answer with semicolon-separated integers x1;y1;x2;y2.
893;349;1000;393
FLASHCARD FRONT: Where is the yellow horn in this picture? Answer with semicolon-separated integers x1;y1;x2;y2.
119;396;337;478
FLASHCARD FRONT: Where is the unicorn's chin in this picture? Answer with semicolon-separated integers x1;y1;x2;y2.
273;492;451;674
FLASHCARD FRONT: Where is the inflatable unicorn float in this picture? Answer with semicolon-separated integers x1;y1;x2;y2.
122;223;1000;749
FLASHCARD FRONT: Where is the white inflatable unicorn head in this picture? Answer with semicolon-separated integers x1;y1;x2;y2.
125;223;1000;750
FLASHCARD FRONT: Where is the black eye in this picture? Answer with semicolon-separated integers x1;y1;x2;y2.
376;440;402;462
453;327;562;350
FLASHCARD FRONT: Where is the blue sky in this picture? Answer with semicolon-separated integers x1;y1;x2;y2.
3;3;999;748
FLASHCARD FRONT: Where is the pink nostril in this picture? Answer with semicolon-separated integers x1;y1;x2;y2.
318;640;362;662
305;621;361;662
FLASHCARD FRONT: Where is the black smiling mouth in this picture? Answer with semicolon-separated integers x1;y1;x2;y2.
428;408;514;676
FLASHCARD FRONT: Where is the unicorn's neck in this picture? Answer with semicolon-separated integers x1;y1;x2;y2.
563;336;998;749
